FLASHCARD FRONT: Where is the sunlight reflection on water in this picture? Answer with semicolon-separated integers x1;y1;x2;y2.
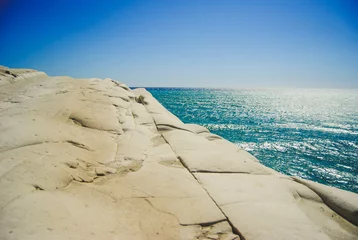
148;88;358;193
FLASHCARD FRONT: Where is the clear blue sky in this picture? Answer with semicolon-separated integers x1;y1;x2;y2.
1;0;357;87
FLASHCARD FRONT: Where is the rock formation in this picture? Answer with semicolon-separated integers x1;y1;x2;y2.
0;66;357;240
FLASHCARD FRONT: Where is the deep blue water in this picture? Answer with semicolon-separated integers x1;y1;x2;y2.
146;88;358;193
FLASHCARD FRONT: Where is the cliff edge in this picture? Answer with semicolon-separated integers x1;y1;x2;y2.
0;66;357;240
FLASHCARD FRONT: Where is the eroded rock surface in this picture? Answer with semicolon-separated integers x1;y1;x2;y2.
0;66;357;240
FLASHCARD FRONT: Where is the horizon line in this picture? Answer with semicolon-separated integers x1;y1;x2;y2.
130;86;358;90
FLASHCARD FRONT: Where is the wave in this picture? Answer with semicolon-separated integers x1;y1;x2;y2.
203;123;247;131
203;122;357;135
235;140;347;158
236;141;292;152
275;123;358;135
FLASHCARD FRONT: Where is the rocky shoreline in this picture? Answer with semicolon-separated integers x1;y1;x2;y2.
0;66;357;240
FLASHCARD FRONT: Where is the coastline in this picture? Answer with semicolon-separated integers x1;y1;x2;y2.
148;87;358;194
1;66;357;239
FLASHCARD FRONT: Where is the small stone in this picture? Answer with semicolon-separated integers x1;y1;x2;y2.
95;167;116;176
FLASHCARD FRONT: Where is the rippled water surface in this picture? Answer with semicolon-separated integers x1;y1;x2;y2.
147;88;358;193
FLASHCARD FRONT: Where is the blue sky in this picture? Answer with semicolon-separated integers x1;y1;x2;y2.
1;0;357;87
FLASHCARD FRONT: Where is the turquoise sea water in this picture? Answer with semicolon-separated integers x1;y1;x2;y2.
147;88;358;193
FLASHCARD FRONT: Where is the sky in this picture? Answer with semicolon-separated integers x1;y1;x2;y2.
0;0;358;88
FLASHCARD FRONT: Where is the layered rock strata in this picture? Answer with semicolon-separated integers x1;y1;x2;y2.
0;66;357;240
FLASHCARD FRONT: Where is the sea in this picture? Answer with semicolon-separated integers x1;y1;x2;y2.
146;88;358;193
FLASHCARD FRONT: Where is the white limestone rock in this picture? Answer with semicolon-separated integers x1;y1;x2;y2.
0;67;357;240
162;129;270;174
